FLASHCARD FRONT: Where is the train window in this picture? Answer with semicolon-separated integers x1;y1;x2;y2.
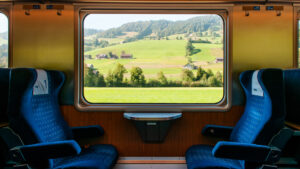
0;12;8;68
75;5;231;111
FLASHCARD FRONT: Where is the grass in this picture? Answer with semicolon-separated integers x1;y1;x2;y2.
84;87;223;103
85;40;223;80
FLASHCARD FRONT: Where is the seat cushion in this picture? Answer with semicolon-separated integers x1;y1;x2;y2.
54;144;118;169
186;145;243;169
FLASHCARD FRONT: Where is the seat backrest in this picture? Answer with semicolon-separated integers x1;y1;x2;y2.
0;68;10;123
283;69;300;124
7;68;73;145
230;69;285;145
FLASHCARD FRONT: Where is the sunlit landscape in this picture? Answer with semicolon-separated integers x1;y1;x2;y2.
83;14;224;103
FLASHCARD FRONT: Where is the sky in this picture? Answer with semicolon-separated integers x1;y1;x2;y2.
0;13;8;33
84;14;207;30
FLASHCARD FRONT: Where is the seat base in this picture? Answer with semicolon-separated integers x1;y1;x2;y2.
185;145;243;169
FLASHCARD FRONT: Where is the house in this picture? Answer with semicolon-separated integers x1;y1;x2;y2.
215;57;224;63
183;63;197;70
120;51;133;59
96;54;108;59
121;54;133;59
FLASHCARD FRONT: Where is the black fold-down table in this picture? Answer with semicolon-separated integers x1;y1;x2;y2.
124;113;182;143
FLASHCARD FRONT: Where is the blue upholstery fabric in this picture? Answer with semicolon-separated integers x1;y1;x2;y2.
283;69;300;124
7;68;118;169
54;145;118;169
186;69;286;169
186;145;242;169
0;68;10;123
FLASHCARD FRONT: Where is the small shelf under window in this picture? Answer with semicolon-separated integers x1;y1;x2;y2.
124;113;182;143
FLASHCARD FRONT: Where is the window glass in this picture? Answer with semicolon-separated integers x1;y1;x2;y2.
83;14;224;104
0;13;8;68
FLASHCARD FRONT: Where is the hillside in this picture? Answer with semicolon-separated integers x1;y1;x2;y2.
86;15;223;39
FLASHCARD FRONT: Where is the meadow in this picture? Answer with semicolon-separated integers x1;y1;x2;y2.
84;87;223;103
83;28;224;103
85;39;223;80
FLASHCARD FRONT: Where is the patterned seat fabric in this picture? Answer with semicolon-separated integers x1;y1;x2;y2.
186;69;285;169
186;145;242;169
7;68;118;169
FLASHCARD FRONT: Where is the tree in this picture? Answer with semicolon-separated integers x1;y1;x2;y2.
84;67;96;87
181;69;194;82
196;66;206;80
185;39;195;57
108;51;113;58
95;72;106;87
206;69;214;78
157;71;168;86
208;76;220;87
215;71;223;82
105;64;127;87
105;70;114;87
94;39;100;47
130;67;146;87
113;63;127;86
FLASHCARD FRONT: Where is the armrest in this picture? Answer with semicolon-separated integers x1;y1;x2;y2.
71;125;104;139
10;140;81;162
202;125;233;139
212;141;281;163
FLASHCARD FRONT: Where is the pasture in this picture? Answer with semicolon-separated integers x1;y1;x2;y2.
85;39;223;80
84;87;223;103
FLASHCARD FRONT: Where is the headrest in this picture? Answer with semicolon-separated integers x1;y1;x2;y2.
33;69;49;95
251;70;264;97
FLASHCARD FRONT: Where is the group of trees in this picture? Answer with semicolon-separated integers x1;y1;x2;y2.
181;67;223;87
84;63;223;87
84;63;147;87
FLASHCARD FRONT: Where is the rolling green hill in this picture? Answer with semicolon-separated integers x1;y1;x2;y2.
85;40;223;80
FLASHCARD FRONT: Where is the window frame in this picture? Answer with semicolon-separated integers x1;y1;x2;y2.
294;5;300;68
74;3;233;112
0;3;12;68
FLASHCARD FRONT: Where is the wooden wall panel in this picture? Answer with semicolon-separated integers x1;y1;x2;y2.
61;105;243;156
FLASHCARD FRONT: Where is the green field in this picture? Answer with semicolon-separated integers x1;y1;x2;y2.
85;39;223;80
84;87;223;103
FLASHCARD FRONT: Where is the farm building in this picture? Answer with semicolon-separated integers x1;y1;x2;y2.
183;63;198;70
120;51;133;59
121;54;133;59
215;57;224;63
96;54;108;59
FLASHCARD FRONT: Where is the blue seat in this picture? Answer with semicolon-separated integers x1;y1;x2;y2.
0;68;10;123
186;69;286;169
0;68;12;168
6;68;118;169
283;69;300;125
